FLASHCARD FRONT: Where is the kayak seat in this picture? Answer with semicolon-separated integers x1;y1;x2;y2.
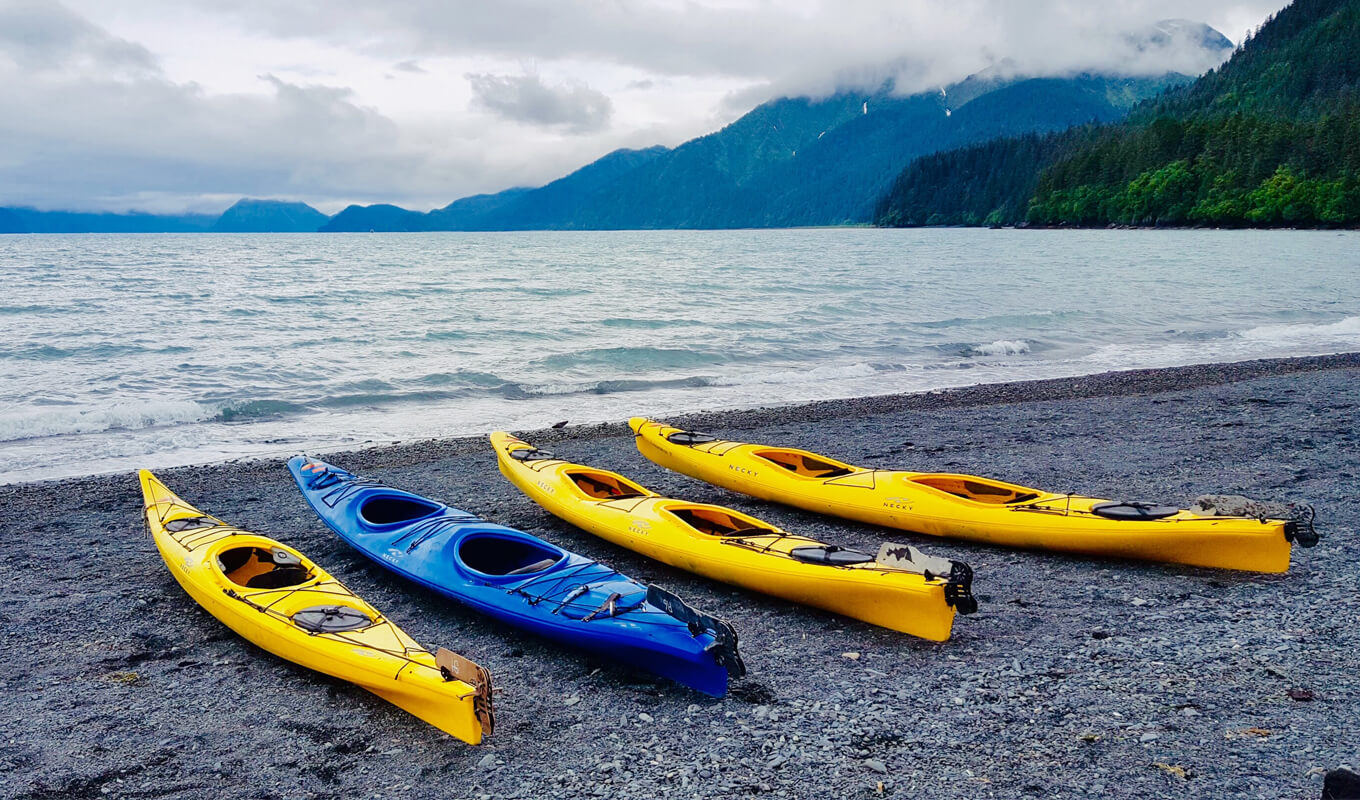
568;471;647;500
219;546;314;589
755;450;853;479
245;565;313;589
670;507;776;538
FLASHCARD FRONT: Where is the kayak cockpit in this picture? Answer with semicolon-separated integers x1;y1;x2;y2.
218;546;314;589
906;474;1041;505
359;494;443;526
666;505;777;538
753;448;854;479
567;470;648;500
458;532;564;577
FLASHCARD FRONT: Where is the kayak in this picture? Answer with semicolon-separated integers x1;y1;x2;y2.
139;470;493;744
490;432;977;642
629;418;1318;573
286;456;742;697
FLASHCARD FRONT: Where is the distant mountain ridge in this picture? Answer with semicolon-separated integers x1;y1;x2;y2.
322;73;1199;232
0;200;327;234
323;19;1231;232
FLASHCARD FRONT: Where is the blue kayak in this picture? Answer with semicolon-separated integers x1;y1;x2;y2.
286;456;743;697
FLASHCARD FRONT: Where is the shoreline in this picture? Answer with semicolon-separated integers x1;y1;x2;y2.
8;350;1357;491
3;352;1357;798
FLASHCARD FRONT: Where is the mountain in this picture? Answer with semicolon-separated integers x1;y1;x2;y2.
745;73;1188;227
0;208;25;234
0;208;219;233
212;199;328;232
320;145;672;231
877;0;1360;228
318;203;426;232
440;146;671;230
426;187;534;229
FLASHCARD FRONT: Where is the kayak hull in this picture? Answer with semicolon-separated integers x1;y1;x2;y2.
286;456;735;697
490;432;971;642
629;418;1300;573
139;470;489;743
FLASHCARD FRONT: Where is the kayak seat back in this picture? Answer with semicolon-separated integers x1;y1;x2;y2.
359;494;442;526
753;449;854;479
668;505;776;538
218;546;314;589
907;475;1041;505
567;470;648;500
458;532;563;577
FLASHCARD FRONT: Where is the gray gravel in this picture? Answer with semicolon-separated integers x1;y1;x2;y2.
2;353;1358;800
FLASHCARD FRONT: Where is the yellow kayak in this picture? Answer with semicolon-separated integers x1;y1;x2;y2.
630;418;1317;573
490;432;976;642
140;469;493;743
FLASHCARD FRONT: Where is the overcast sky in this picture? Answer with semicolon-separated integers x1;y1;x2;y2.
0;0;1287;214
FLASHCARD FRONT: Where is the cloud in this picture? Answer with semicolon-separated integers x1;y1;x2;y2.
166;0;1283;94
466;72;612;133
2;0;1289;212
0;0;157;75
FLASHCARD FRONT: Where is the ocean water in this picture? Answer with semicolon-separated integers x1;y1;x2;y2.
1;229;1358;484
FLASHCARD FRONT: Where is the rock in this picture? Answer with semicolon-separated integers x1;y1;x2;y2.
864;759;888;774
477;754;497;769
842;652;861;661
565;695;581;706
1140;732;1159;743
1190;494;1293;519
638;712;653;723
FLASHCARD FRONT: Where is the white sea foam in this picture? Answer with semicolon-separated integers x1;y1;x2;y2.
1240;316;1360;345
0;400;213;442
971;339;1031;356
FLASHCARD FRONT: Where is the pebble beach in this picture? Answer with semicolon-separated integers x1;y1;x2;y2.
2;353;1357;800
